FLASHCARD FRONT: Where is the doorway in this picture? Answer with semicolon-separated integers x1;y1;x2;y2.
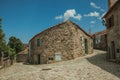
111;41;116;59
37;54;40;64
84;39;88;54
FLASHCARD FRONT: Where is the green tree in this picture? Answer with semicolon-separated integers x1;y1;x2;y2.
8;47;16;60
8;36;23;54
0;18;7;53
0;18;16;61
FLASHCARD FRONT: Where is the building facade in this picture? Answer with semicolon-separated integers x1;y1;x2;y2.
93;30;107;51
29;20;93;64
103;0;120;62
16;47;28;62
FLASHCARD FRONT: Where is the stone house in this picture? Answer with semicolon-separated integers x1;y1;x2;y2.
29;20;93;64
16;47;28;62
92;30;107;51
103;0;120;62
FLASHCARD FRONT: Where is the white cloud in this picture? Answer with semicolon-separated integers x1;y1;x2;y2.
90;2;100;9
84;11;100;17
90;21;96;24
73;14;81;20
90;2;105;12
55;15;63;19
100;9;104;12
55;9;82;21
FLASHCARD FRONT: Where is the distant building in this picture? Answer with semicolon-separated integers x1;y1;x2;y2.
16;47;28;62
28;20;93;64
92;30;107;51
103;0;120;62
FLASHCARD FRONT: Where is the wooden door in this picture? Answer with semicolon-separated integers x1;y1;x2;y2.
84;39;88;54
111;41;116;59
37;54;40;64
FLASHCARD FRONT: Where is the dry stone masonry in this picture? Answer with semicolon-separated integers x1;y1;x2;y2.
103;0;120;62
29;20;93;64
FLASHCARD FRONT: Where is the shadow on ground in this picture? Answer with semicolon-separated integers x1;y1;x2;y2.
87;51;120;78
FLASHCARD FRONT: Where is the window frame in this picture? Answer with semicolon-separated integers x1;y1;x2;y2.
37;38;41;47
80;36;83;41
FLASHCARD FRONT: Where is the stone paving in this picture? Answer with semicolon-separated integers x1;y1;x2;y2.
0;50;120;80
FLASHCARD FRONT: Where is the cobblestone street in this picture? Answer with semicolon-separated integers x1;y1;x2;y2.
0;50;120;80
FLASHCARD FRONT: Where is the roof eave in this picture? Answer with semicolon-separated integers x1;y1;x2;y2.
103;0;120;18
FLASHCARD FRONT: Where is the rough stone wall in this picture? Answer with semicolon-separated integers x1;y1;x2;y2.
105;3;120;61
100;35;107;51
93;34;107;51
16;48;28;62
76;27;93;55
108;0;117;8
16;54;28;62
29;21;93;64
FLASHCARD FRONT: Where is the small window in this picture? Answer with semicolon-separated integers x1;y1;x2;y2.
117;49;120;53
80;37;82;41
55;52;62;61
95;35;101;44
48;57;53;60
98;39;101;43
48;57;51;60
37;39;41;47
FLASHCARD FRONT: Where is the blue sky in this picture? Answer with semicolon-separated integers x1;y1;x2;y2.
0;0;108;43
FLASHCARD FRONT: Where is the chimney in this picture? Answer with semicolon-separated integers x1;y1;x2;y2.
108;0;117;9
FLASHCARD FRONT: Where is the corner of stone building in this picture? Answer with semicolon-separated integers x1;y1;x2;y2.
108;0;117;9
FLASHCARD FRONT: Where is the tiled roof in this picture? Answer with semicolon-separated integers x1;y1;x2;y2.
18;47;28;54
92;30;106;36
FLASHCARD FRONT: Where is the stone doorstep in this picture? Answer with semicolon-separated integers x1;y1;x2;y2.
108;59;120;64
108;59;116;62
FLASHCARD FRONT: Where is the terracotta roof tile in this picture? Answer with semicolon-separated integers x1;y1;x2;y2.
18;47;28;54
92;30;106;36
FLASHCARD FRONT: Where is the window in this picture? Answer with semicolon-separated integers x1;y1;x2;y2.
108;15;114;28
95;35;101;44
96;40;98;44
37;39;41;47
80;37;82;41
98;39;101;43
117;49;120;53
48;57;54;60
55;52;62;61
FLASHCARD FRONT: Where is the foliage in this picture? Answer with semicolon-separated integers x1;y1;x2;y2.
8;47;16;60
8;36;23;54
0;18;7;53
0;18;16;60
